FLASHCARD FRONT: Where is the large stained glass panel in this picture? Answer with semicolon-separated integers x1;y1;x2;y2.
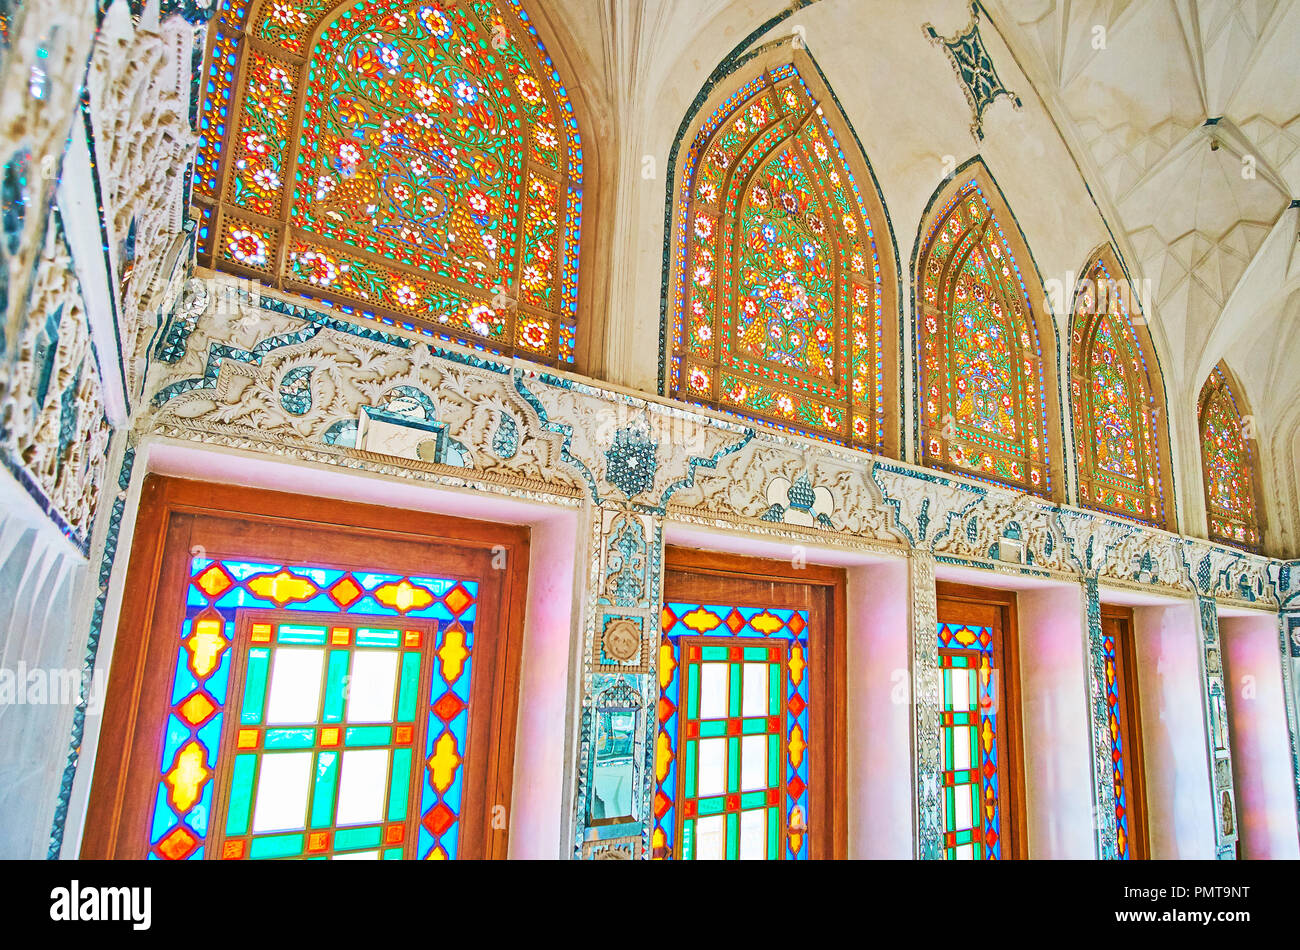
937;622;1001;860
1070;254;1171;528
654;603;810;860
668;63;894;452
1198;363;1260;550
195;0;583;363
149;555;477;860
917;176;1054;497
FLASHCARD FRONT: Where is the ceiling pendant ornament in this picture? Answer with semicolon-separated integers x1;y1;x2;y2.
924;1;1022;141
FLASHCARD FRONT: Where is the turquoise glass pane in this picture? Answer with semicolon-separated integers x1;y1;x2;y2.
277;624;328;645
684;740;697;798
396;652;421;722
388;748;412;822
345;725;392;747
241;648;270;725
310;751;338;830
355;628;401;648
695;796;726;816
249;832;304;859
264;728;315;749
334;825;382;851
322;650;349;724
225;755;257;836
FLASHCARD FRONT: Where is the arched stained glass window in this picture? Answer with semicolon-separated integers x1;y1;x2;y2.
1198;363;1261;550
194;0;584;363
916;170;1059;497
667;60;898;454
1069;250;1173;529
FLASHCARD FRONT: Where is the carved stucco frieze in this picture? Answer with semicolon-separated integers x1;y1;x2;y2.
86;0;197;398
144;285;1292;611
874;464;986;550
149;300;585;495
1182;538;1272;606
936;491;1070;572
666;438;905;543
0;214;112;545
0;0;96;355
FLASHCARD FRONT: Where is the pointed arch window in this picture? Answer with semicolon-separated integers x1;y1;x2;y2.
667;60;898;454
916;173;1059;498
1069;251;1174;529
194;0;584;363
1198;364;1261;550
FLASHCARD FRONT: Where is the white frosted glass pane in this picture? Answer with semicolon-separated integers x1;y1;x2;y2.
740;734;767;791
949;667;969;711
335;749;391;826
954;782;974;831
739;809;766;860
251;752;313;833
700;663;728;719
741;662;768;717
952;725;972;771
697;738;727;797
332;851;379;860
695;815;725;860
346;651;399;723
265;648;325;725
954;843;974;861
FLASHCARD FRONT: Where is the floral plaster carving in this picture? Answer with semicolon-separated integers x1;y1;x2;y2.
0;0;96;355
0;212;112;547
86;0;197;398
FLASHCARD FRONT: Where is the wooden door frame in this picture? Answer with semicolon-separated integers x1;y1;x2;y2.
662;546;848;859
1100;603;1151;860
81;474;530;860
935;580;1028;859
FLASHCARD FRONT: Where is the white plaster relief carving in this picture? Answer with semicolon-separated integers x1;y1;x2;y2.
0;221;111;538
0;1;96;353
86;0;196;397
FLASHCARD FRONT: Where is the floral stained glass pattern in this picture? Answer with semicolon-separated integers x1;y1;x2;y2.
149;556;478;860
917;177;1053;496
195;0;583;363
654;603;811;860
1198;364;1260;550
937;622;1002;860
669;64;892;451
1070;256;1170;528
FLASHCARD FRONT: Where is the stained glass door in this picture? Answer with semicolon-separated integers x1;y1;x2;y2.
935;584;1022;860
655;550;843;860
83;477;527;860
1100;606;1147;859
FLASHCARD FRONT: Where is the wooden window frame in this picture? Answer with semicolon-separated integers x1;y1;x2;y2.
935;581;1028;859
81;475;529;859
1099;603;1150;860
662;547;848;859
